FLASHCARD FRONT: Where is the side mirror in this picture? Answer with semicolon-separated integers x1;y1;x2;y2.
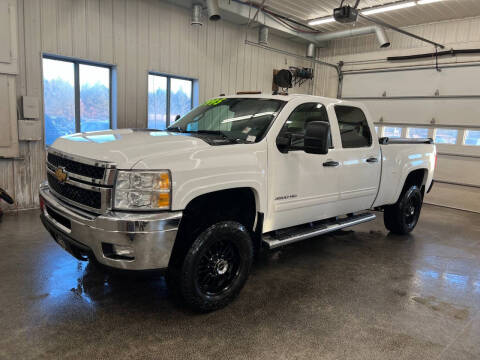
174;114;181;121
276;134;291;153
304;121;330;155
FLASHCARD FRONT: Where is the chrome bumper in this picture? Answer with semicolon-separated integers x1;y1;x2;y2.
39;182;182;270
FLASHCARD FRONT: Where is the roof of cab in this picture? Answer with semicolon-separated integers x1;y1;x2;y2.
215;93;342;105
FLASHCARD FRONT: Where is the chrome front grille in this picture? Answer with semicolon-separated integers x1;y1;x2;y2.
47;152;105;180
46;148;117;214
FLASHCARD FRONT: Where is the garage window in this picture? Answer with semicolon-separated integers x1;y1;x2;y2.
434;128;458;145
148;73;194;130
335;106;372;148
383;126;402;138
407;128;429;139
464;130;480;146
42;56;112;145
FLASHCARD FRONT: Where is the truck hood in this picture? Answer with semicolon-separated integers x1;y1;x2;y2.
51;129;211;169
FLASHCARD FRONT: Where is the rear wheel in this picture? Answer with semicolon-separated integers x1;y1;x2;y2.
384;185;423;235
174;221;253;312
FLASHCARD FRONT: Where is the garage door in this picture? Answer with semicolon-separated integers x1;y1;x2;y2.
341;64;480;213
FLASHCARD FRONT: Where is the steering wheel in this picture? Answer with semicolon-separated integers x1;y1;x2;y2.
0;188;14;205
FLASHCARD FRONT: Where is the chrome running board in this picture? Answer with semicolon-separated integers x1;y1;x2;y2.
263;213;376;249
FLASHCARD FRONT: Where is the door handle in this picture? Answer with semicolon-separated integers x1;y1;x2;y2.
323;161;340;167
366;157;378;163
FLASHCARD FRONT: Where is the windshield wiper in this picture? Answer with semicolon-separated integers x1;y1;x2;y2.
194;130;228;136
166;126;186;133
192;130;248;144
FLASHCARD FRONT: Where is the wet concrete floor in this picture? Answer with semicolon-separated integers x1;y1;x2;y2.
0;204;479;359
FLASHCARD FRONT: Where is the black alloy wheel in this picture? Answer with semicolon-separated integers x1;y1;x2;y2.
195;238;241;296
178;221;253;312
384;185;423;234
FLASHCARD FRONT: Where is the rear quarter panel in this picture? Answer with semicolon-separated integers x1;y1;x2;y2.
373;144;435;207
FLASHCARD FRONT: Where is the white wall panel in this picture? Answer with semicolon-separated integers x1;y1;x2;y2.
342;66;480;98
352;98;480;127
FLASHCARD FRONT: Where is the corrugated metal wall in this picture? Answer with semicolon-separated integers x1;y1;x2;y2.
1;0;313;212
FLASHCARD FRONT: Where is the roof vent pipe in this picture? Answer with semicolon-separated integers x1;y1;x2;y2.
258;26;269;45
375;26;390;48
191;4;203;26
206;0;221;21
306;43;316;58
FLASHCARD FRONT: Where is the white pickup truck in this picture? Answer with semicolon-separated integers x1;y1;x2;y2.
40;94;436;311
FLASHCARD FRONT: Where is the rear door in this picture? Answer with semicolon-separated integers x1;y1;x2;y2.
332;105;381;214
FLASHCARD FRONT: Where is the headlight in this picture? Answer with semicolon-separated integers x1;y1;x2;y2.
114;170;171;210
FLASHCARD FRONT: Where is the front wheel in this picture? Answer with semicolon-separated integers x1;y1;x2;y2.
384;185;423;235
179;221;253;312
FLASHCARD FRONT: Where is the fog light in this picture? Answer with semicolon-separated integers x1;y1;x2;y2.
112;244;134;257
102;243;135;260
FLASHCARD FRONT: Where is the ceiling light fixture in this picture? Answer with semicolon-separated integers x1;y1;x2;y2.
361;1;416;16
308;0;442;28
308;17;335;26
417;0;443;4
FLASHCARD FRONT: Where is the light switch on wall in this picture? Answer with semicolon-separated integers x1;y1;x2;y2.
22;96;39;119
18;120;42;141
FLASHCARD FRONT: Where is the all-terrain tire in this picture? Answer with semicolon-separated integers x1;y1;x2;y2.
177;221;253;312
384;185;423;235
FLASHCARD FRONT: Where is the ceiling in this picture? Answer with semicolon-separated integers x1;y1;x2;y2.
254;0;480;32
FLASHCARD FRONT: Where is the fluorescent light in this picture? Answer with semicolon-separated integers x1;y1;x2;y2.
362;1;416;16
308;17;335;26
417;0;442;4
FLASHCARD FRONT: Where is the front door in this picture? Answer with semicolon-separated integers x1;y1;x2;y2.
269;102;341;231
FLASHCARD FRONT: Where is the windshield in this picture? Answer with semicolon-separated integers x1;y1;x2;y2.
167;98;285;143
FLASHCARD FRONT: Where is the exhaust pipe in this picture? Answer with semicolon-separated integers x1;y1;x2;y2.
315;26;390;49
206;0;221;21
191;3;203;26
375;26;390;48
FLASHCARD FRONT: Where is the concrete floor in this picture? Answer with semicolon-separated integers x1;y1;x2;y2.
0;205;479;360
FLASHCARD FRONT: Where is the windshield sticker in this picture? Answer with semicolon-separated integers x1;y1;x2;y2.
204;98;226;106
242;127;252;134
246;135;256;142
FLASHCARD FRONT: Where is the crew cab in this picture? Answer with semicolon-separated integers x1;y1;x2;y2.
39;94;436;311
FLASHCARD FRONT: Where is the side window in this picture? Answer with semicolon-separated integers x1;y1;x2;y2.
335;105;372;148
278;102;331;149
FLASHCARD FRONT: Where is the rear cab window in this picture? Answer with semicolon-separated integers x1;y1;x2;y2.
334;105;372;148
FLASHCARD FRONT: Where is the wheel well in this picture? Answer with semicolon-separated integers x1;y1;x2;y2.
169;188;258;268
403;169;428;195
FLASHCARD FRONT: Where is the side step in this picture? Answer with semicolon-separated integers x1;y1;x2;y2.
262;213;376;249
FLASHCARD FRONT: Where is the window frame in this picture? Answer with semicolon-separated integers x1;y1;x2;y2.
463;129;480;146
148;71;195;129
277;102;332;152
406;127;430;139
434;127;459;145
334;105;372;149
42;53;113;145
382;126;403;138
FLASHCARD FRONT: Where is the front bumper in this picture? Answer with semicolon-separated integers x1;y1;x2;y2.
39;182;182;270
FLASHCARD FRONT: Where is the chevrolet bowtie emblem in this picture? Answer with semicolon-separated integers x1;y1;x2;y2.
55;167;68;184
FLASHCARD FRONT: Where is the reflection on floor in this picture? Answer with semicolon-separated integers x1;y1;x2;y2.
0;204;479;359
